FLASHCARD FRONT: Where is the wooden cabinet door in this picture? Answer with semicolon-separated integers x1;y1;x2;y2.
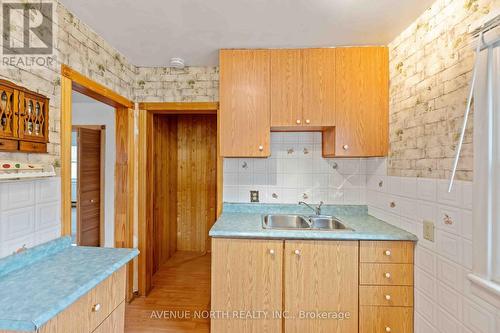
211;238;283;333
219;49;270;157
335;47;388;157
284;240;358;333
302;48;336;127
270;49;303;127
0;85;18;140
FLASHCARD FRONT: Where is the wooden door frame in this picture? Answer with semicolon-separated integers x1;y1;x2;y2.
72;125;106;247
60;65;135;301
137;102;222;296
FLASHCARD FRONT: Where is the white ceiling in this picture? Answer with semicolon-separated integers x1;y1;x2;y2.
60;0;434;67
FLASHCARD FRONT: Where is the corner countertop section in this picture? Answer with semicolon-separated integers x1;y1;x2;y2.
209;203;418;241
0;237;138;332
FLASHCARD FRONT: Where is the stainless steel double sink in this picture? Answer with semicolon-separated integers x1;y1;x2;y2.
262;214;353;231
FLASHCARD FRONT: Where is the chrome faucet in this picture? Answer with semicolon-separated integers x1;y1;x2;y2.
299;201;324;215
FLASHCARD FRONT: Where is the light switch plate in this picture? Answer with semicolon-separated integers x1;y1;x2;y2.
423;220;435;242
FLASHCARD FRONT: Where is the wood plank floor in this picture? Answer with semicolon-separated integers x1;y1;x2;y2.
125;252;211;333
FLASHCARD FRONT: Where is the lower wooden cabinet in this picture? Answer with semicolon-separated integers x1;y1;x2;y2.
359;241;414;333
211;238;283;332
359;306;413;333
284;240;358;333
211;238;359;333
211;239;414;333
34;266;126;333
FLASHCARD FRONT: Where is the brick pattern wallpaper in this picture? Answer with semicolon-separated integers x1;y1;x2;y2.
0;1;136;168
388;0;499;181
135;66;219;102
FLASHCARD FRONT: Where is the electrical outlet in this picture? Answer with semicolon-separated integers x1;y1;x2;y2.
250;190;259;203
423;220;435;242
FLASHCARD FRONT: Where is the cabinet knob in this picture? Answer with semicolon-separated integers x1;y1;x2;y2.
258;145;264;151
294;249;301;256
385;294;391;300
384;272;391;279
296;119;301;125
92;303;101;312
384;250;391;256
305;119;310;124
269;249;275;255
385;327;391;332
90;199;95;203
342;144;349;150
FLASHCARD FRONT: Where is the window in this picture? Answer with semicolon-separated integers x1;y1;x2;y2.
468;18;500;307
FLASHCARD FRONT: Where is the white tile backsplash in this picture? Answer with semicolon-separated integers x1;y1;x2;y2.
0;178;61;258
366;159;499;333
223;132;371;204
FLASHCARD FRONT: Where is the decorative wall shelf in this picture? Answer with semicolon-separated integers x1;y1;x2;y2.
0;161;55;180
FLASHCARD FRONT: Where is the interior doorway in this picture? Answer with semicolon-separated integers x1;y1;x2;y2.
152;114;217;273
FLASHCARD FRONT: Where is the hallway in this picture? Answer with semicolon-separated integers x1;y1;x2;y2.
125;252;211;333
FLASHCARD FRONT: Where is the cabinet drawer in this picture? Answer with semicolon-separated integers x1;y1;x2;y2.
19;141;47;153
359;286;413;306
93;301;125;333
0;138;18;151
360;306;413;333
88;266;126;331
360;263;413;286
360;241;414;263
38;294;90;333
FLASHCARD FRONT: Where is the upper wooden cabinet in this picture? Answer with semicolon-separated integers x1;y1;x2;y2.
219;49;271;157
302;48;336;127
219;47;388;157
334;47;388;157
270;49;303;127
270;48;336;128
0;79;49;153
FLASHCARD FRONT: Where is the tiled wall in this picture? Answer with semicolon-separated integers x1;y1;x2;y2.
366;158;500;333
223;132;369;205
0;178;61;259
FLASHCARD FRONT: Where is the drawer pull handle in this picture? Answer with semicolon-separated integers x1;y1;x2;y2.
384;272;391;279
305;119;310;124
296;119;301;125
384;250;391;256
258;145;264;151
385;327;391;332
269;249;275;255
385;294;391;300
342;144;349;150
92;303;101;312
294;249;301;256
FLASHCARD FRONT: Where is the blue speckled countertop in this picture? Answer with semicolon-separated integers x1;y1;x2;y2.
0;237;138;331
209;203;418;241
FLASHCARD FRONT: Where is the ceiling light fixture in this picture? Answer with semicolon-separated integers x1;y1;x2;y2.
170;57;185;68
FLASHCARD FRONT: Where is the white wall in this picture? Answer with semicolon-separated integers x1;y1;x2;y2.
72;93;116;248
0;178;61;258
366;158;500;333
223;132;368;205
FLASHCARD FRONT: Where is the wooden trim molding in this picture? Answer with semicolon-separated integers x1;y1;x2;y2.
60;76;72;237
61;65;133;109
139;102;218;112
